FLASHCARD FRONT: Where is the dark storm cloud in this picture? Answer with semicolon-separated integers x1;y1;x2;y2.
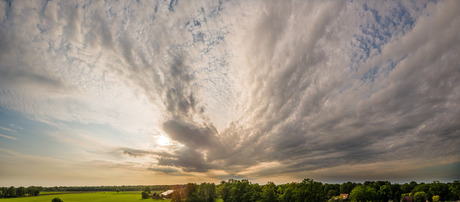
163;119;218;149
147;166;183;175
157;147;213;173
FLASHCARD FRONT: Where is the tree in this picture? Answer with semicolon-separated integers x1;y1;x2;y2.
409;181;418;189
218;181;230;202
116;188;120;194
198;183;216;202
261;182;277;202
401;183;412;194
429;180;448;201
324;183;340;199
327;189;338;199
278;183;294;202
26;186;40;196
171;190;183;202
6;186;16;198
184;183;199;202
349;185;377;202
340;182;356;194
141;191;149;199
16;186;25;197
302;179;325;201
449;180;460;200
143;186;151;194
413;183;429;194
413;191;427;202
378;185;392;202
251;183;262;201
432;195;440;202
52;198;63;202
389;183;401;202
226;179;254;202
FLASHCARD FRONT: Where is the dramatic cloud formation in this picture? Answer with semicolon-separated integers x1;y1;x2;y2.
0;0;459;186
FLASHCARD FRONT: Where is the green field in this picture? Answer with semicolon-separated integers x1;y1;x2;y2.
0;191;170;202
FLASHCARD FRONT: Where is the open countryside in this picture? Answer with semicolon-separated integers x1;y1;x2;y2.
1;0;460;202
0;192;165;202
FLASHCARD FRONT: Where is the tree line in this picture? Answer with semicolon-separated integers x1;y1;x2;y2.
41;185;170;192
165;179;460;202
0;186;40;198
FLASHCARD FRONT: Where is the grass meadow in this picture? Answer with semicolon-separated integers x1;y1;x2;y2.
0;191;170;202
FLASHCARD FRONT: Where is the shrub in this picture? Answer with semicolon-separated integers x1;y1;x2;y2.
349;185;377;202
141;191;149;199
51;198;63;202
414;191;427;202
432;195;440;202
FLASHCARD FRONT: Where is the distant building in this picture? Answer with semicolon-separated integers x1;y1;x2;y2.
331;193;349;200
160;190;174;198
339;194;349;200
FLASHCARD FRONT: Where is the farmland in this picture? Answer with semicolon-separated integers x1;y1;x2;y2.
0;191;169;202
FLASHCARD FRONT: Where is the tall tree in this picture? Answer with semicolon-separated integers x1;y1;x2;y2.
378;185;392;202
449;180;460;200
171;190;183;202
251;183;262;202
16;186;25;197
261;182;277;202
6;186;16;198
218;181;230;202
184;183;199;202
278;183;294;202
349;185;377;202
340;182;357;194
429;180;448;201
390;183;401;202
198;183;216;202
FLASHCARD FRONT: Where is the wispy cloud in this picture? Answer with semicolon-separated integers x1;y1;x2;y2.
0;133;17;140
0;126;16;132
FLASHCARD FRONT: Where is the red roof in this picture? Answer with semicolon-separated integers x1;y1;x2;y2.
340;194;349;199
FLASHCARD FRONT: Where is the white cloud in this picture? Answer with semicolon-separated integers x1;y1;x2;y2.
0;126;16;132
0;0;459;184
0;133;17;140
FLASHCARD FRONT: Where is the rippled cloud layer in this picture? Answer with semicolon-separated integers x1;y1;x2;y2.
0;0;459;185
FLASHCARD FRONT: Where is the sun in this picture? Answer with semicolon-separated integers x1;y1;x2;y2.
157;135;171;146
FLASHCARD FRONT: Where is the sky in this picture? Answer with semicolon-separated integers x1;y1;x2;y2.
0;0;459;187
